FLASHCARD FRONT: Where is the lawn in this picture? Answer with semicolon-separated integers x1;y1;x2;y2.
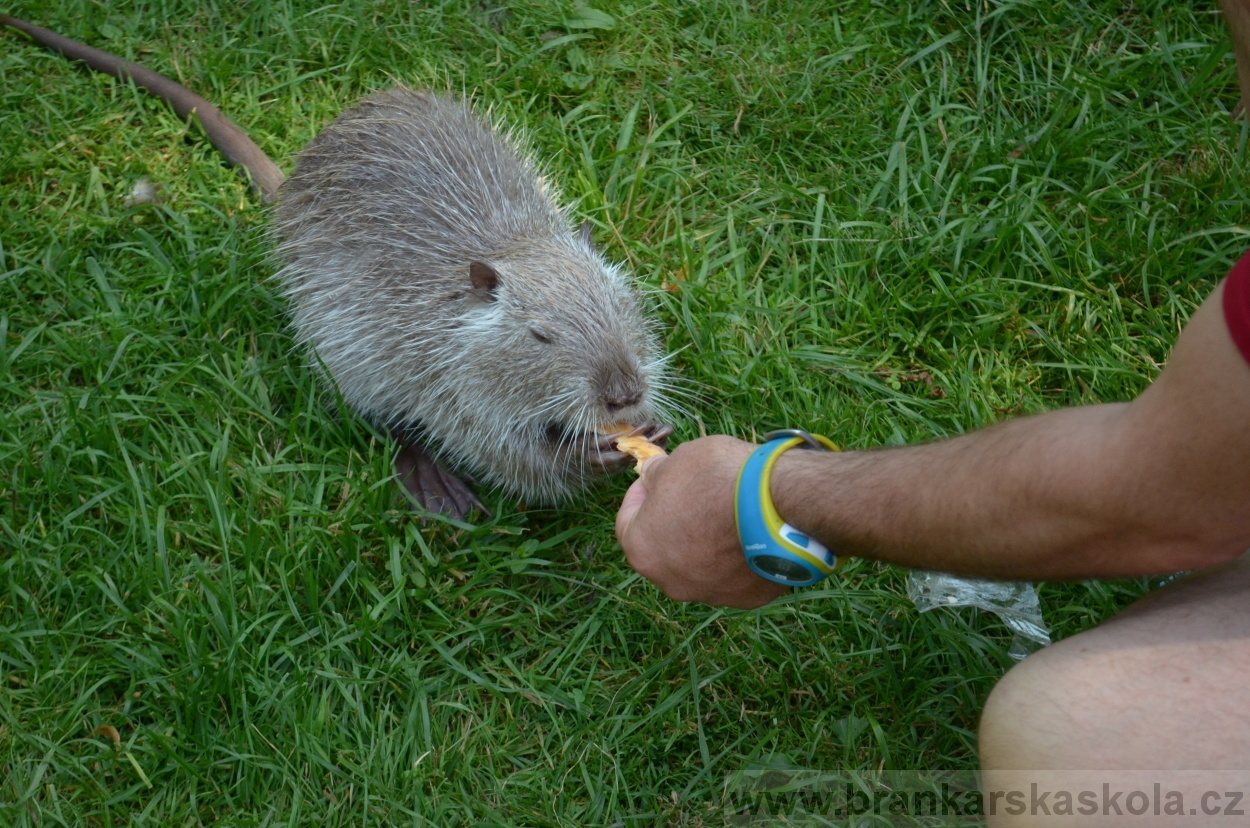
1;1;1246;825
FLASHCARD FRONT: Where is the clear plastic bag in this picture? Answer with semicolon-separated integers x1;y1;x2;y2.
907;571;1051;660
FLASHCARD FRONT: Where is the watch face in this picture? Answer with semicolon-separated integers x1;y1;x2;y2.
751;554;814;584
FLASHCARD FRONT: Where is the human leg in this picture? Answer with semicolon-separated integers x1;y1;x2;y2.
979;553;1250;824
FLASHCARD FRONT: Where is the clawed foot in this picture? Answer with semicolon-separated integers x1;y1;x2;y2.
393;438;489;520
589;422;673;474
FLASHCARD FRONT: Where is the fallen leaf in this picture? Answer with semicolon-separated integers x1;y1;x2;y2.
565;6;616;30
93;724;121;750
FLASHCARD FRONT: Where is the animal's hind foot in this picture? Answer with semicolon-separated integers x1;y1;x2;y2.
393;438;489;520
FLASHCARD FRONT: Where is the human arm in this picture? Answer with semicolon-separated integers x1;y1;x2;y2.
1221;0;1250;116
617;282;1250;606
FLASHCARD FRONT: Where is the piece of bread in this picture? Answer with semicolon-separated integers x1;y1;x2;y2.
615;435;667;473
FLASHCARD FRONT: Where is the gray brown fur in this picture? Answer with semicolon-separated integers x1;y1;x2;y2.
2;16;670;507
272;89;667;502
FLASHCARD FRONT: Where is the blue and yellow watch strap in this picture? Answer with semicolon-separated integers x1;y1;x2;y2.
734;430;841;587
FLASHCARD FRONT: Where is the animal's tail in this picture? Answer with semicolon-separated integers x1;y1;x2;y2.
1;14;284;199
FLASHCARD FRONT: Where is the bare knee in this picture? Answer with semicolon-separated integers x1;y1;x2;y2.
980;562;1250;773
979;635;1112;771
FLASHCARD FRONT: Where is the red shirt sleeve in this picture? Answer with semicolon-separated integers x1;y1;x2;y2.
1224;249;1250;366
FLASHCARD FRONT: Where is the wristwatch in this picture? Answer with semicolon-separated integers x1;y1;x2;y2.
734;429;841;586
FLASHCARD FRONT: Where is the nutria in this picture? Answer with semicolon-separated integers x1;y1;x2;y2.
2;15;672;518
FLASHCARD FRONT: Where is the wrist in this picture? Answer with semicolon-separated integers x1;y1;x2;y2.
735;431;842;586
769;448;840;550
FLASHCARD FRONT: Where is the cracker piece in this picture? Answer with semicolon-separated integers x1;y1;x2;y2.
615;435;667;474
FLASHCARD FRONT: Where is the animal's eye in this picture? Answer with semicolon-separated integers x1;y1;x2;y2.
531;329;553;344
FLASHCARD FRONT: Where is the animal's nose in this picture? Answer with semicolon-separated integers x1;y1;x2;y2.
603;390;642;413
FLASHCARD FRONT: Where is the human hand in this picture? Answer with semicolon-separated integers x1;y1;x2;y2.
614;435;791;609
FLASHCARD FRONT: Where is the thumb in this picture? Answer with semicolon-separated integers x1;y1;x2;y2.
614;454;668;542
637;452;667;481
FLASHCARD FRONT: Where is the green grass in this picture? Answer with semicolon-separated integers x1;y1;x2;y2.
1;0;1246;824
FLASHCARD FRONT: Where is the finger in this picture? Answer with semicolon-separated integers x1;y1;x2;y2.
614;476;649;544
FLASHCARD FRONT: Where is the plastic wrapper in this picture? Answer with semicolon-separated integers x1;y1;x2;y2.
907;571;1051;660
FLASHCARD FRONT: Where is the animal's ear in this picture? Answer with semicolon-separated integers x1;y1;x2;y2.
469;261;500;302
579;220;595;250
